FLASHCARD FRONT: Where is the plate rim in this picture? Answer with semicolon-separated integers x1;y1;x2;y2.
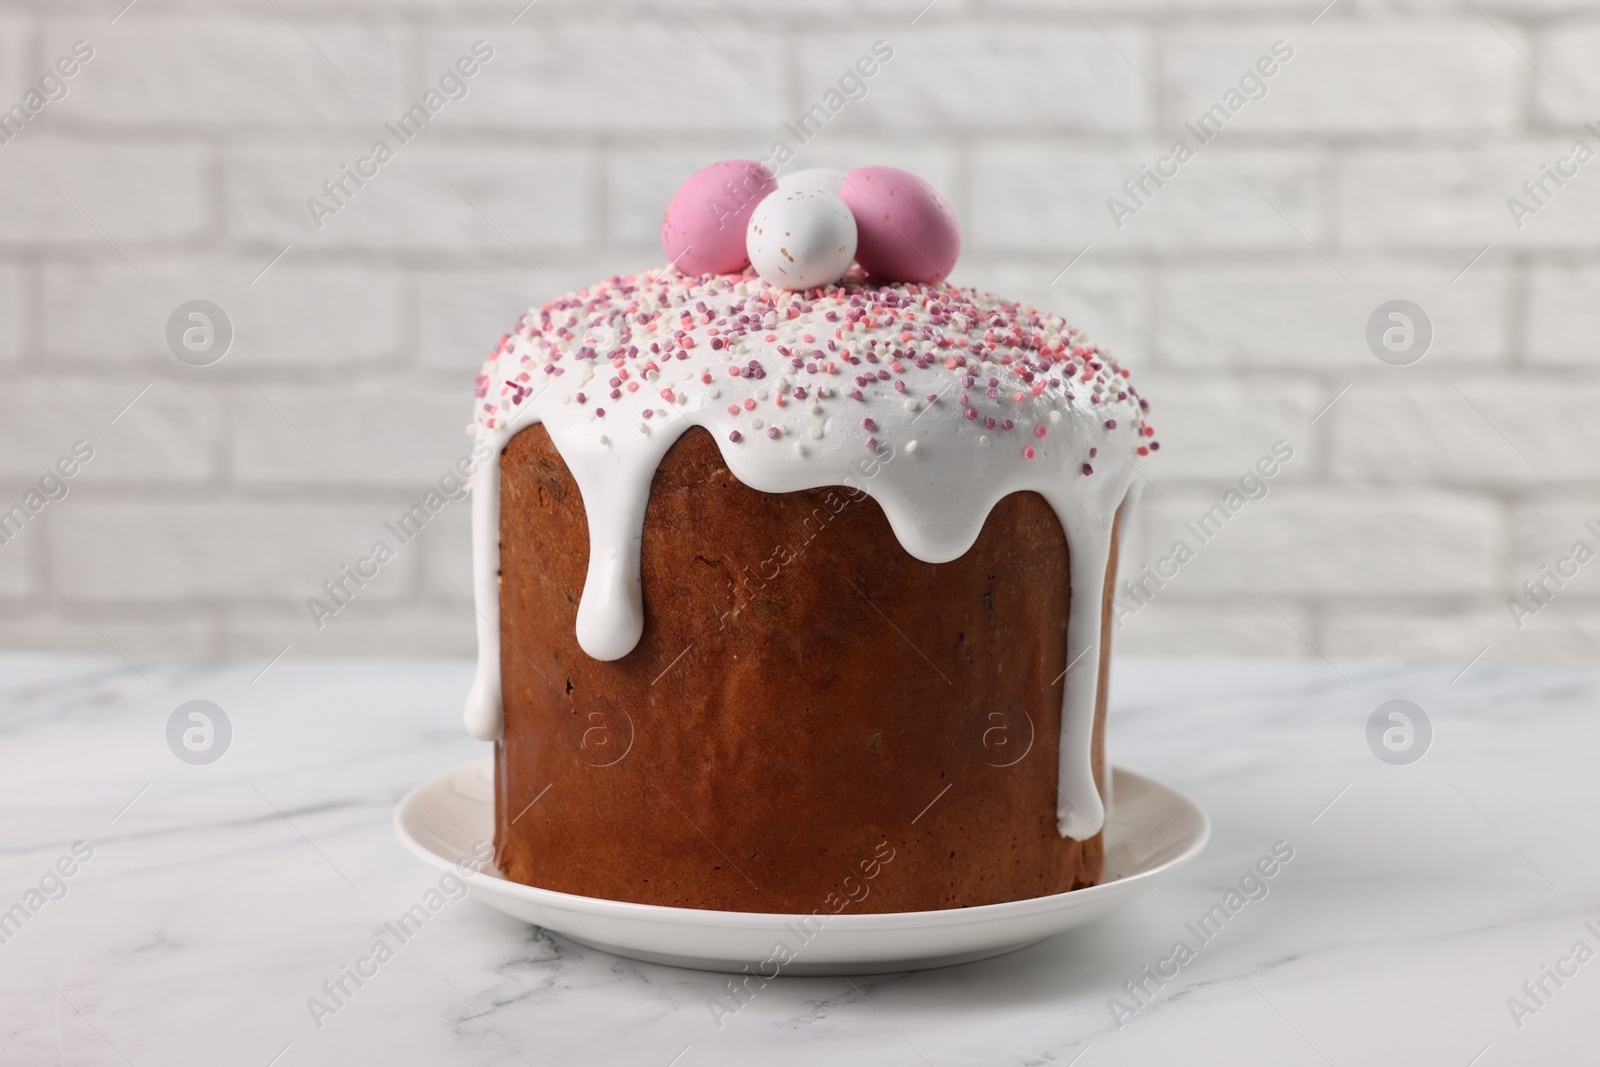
394;758;1210;930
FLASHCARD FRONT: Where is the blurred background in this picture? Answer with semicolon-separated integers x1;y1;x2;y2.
2;0;1596;671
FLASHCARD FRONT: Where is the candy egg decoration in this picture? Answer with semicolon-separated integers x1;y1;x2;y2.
745;187;858;292
777;167;848;195
661;159;779;276
838;166;961;284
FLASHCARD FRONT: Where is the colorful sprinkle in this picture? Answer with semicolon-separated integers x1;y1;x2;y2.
471;268;1155;482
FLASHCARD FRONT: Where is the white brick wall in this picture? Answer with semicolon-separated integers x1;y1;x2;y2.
1154;262;1510;368
37;21;409;127
3;0;1597;669
1162;23;1521;133
42;258;405;366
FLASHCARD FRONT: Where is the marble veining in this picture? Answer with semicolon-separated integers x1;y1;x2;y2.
2;654;1597;1065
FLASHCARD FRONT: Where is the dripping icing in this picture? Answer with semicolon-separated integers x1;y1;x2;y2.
462;268;1154;840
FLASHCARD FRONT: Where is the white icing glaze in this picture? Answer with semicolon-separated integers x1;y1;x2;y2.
463;267;1155;839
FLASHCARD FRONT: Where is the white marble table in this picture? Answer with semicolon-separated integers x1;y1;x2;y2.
2;654;1597;1066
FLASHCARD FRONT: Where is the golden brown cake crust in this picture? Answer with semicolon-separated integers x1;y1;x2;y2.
495;423;1115;913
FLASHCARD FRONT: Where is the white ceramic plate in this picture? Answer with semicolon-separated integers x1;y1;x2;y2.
394;759;1209;976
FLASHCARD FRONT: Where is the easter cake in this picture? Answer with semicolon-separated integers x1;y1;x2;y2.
462;162;1157;914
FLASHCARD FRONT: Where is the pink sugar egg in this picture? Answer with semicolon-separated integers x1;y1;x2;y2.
661;160;779;276
839;166;961;284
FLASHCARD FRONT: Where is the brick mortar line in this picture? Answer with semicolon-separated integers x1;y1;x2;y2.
214;367;237;494
9;480;1584;500
11;5;1588;26
28;125;1600;147
0;597;468;615
9;593;1570;611
0;364;473;383
0;483;488;501
0;247;1575;270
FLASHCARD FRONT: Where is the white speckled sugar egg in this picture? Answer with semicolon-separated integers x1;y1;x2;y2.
777;167;848;195
745;187;857;292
